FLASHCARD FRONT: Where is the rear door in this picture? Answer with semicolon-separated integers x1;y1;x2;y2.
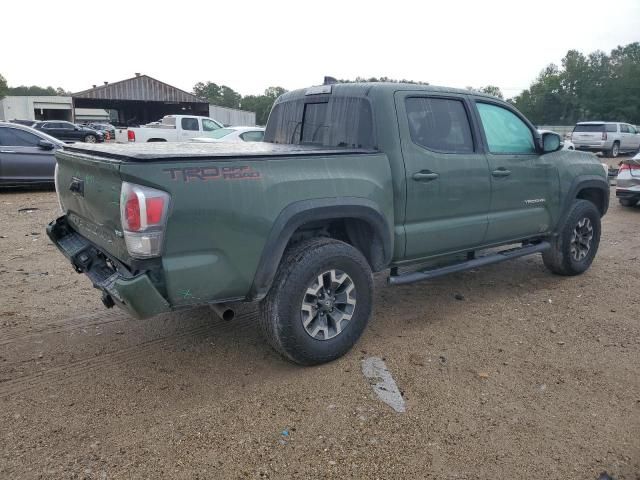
620;124;631;150
395;91;491;259
180;117;200;141
628;124;640;150
0;126;56;183
472;99;557;243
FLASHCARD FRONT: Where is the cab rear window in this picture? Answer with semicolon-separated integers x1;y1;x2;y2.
265;96;375;149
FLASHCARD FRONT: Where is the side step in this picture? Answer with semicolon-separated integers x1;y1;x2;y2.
388;241;551;286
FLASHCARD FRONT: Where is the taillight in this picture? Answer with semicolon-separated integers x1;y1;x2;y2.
120;182;170;258
602;132;607;140
127;130;136;142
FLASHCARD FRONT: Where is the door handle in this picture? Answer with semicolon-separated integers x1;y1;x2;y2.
0;150;16;154
492;168;511;177
412;171;439;181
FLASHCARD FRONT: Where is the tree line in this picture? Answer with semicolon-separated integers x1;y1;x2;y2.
510;42;640;125
0;74;69;98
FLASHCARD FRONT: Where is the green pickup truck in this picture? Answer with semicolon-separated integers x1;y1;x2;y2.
48;82;609;365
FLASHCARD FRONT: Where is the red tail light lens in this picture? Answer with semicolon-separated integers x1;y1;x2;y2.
127;130;135;142
602;132;607;140
124;194;141;231
120;182;171;258
145;197;164;224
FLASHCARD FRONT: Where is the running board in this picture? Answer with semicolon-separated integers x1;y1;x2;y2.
388;241;551;286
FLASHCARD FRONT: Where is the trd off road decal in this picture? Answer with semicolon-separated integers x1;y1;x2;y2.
163;166;261;182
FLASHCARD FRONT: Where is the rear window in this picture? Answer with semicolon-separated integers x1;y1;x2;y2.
574;124;605;133
265;96;375;149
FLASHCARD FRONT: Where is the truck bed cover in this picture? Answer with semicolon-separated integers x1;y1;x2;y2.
64;142;378;162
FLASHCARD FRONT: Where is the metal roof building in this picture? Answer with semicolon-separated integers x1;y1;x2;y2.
72;74;210;126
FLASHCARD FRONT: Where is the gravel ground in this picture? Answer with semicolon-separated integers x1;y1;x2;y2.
0;176;638;479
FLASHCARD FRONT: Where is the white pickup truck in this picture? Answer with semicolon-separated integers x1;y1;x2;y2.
115;115;224;143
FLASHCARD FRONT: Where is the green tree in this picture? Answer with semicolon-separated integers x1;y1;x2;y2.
241;87;288;125
511;42;640;125
467;85;504;99
0;73;7;99
6;85;58;96
193;81;241;109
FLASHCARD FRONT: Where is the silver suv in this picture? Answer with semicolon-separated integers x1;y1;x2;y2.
571;122;640;158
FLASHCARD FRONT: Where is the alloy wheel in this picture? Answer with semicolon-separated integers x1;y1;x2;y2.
570;217;594;261
301;269;356;340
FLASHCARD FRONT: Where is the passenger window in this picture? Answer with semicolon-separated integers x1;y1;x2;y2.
476;103;535;154
629;125;638;134
202;119;220;132
240;131;264;142
405;97;474;153
606;124;618;132
620;124;629;133
181;117;199;131
0;127;41;147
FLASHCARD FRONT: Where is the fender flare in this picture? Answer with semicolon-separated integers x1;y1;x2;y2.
248;197;393;300
555;175;609;234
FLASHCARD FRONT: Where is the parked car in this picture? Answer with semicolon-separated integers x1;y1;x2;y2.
616;152;640;207
0;122;64;186
190;127;265;143
571;122;640;158
86;123;116;141
33;121;104;143
538;129;574;150
48;82;609;366
117;115;223;143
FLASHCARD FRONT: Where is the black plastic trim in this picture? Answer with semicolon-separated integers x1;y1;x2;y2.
555;176;610;233
248;198;393;300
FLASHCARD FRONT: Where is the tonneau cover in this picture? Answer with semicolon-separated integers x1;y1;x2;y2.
64;142;377;162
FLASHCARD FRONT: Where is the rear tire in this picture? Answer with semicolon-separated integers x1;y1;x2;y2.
259;238;373;365
619;198;637;207
543;200;601;276
608;142;620;158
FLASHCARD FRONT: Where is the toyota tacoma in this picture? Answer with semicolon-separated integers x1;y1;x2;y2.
47;82;609;365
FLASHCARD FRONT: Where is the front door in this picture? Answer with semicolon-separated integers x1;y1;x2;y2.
472;100;557;244
396;92;491;260
0;127;56;183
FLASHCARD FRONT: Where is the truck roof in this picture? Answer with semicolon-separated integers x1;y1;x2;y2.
63;142;377;162
277;82;500;103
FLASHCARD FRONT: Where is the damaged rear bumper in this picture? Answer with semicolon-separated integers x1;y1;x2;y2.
46;215;170;319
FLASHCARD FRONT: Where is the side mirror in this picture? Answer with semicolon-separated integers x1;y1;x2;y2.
541;132;562;153
38;140;55;150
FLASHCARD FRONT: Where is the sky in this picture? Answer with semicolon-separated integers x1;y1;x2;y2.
3;0;640;99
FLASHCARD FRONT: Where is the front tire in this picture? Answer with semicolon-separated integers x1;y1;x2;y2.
543;200;601;276
259;238;373;365
84;134;97;143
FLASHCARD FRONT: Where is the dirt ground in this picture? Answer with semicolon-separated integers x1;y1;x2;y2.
1;172;638;479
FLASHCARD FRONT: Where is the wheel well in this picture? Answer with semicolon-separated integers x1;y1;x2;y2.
287;218;386;271
577;187;606;215
147;138;167;142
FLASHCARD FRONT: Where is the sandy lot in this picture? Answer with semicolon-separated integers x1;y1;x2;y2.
0;178;638;479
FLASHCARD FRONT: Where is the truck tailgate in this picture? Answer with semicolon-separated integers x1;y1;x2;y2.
55;149;129;262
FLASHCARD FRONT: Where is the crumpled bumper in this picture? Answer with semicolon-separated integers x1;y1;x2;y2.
46;215;170;319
